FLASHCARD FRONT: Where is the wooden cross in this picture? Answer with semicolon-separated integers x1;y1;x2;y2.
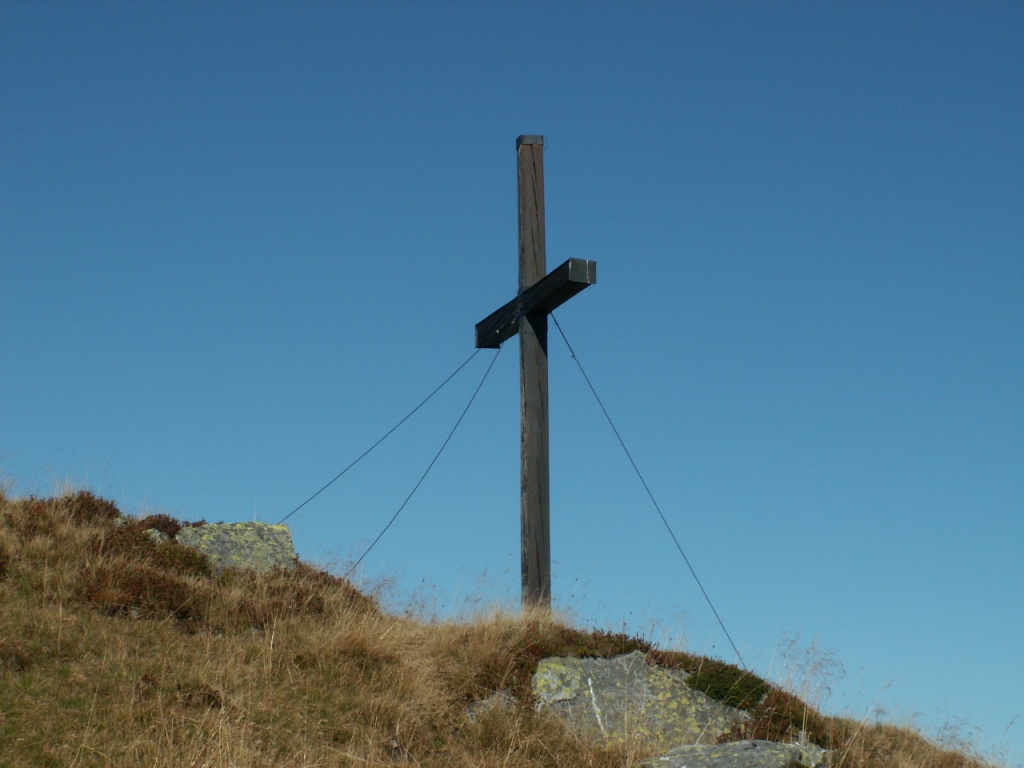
475;136;597;609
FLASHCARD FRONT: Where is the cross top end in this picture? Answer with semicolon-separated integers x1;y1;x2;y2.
516;135;544;147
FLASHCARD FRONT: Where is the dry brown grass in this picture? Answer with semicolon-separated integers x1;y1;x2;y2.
0;489;1004;768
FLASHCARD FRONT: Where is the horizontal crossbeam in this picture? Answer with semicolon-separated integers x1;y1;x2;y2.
475;258;596;349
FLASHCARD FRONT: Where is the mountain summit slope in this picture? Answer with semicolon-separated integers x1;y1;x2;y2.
0;490;999;768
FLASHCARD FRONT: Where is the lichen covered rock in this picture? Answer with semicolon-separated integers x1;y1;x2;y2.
176;522;298;572
532;650;747;749
640;739;828;768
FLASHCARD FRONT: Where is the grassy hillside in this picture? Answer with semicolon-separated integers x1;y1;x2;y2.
0;489;999;767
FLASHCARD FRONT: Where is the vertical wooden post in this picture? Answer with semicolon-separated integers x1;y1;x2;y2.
517;135;551;609
476;137;594;610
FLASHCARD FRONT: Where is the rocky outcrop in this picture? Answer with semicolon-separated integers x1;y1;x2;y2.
532;650;748;748
531;652;829;768
176;522;298;572
639;739;827;768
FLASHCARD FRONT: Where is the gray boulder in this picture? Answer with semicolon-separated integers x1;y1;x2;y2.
532;650;748;748
640;739;828;768
176;522;298;572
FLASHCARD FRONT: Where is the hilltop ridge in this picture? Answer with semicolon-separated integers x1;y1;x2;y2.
0;489;999;767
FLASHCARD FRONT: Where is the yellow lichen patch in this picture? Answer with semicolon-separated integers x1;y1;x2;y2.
533;656;585;704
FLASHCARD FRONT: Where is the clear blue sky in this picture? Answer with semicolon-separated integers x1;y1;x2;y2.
2;2;1021;763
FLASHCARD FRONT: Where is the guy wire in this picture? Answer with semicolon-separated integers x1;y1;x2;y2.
550;313;748;670
345;345;502;578
278;347;483;525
